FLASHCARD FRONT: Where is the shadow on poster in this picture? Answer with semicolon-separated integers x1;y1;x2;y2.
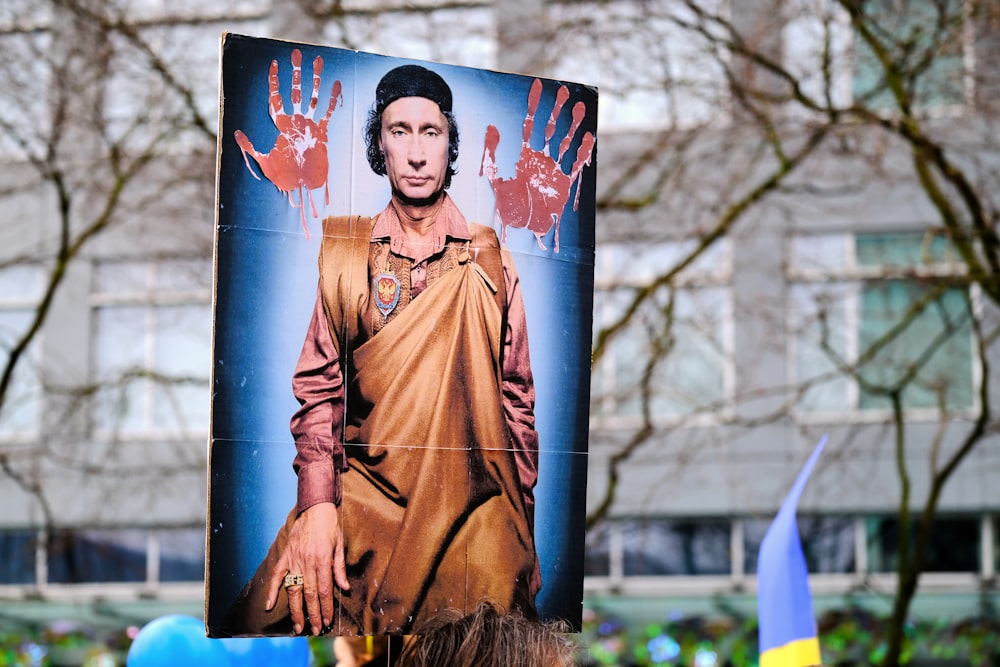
207;33;597;637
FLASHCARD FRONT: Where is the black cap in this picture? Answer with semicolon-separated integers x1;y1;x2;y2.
374;64;453;115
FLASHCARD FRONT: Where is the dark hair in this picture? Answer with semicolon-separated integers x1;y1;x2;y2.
398;600;576;667
364;106;460;189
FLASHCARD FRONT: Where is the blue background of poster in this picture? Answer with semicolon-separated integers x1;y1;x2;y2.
209;33;596;632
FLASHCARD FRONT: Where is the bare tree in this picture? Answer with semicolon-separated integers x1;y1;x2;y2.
2;1;997;662
547;1;999;664
0;0;218;553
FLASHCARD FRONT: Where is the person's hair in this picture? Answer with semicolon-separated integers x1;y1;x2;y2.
398;600;576;667
364;106;460;189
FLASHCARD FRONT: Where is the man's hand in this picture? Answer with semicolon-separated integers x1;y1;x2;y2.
233;48;343;239
265;502;349;636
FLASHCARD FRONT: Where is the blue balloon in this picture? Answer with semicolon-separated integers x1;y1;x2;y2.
220;635;311;666
267;636;311;665
127;615;233;667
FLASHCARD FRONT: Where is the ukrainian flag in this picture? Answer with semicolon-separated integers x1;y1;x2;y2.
757;436;827;667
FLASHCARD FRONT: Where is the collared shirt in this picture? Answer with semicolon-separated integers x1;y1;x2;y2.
290;194;539;516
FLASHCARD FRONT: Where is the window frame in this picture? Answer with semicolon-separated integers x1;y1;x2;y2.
591;239;735;428
89;258;212;440
583;513;991;597
785;230;981;423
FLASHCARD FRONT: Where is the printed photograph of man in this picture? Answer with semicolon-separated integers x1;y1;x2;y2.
207;35;596;638
224;63;542;636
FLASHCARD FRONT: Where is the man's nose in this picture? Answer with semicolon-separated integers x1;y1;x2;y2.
407;138;426;165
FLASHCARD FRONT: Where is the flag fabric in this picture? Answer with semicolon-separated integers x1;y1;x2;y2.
757;436;827;667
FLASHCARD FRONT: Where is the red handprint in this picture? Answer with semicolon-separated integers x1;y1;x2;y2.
234;49;343;240
480;79;595;253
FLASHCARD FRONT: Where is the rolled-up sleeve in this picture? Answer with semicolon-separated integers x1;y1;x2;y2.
500;250;540;520
290;284;347;514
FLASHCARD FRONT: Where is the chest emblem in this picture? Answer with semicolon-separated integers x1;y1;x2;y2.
374;272;401;317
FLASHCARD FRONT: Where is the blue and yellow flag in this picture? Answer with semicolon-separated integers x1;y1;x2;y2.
757;436;827;667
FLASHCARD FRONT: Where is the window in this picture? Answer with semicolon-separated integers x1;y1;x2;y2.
622;518;730;576
47;529;148;584
994;516;1000;577
103;21;229;152
866;515;979;573
783;0;855;110
789;231;975;416
593;241;732;423
157;527;205;582
333;6;496;69
0;265;44;438
0;526;205;586
0;529;36;584
91;260;211;437
743;516;856;574
0;9;53;160
851;0;968;110
584;521;612;577
583;513;994;591
545;0;729;131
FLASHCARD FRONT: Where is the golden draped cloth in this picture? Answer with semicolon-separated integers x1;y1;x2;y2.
223;216;537;636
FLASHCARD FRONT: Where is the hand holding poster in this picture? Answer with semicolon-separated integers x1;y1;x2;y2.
207;34;597;637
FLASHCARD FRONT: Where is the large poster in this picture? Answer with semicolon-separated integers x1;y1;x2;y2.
207;33;597;637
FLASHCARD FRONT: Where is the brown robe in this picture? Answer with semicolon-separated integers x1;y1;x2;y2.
224;215;538;636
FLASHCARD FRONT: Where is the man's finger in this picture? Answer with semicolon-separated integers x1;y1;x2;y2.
317;567;335;631
265;557;290;611
303;572;324;636
286;582;306;636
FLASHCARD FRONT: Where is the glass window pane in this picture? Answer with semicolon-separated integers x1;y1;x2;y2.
783;1;853;110
546;0;727;130
48;529;147;583
158;528;205;582
995;517;1000;576
622;519;730;576
595;284;729;419
744;516;855;574
0;310;41;435
92;262;211;435
651;287;727;416
790;282;853;412
584;522;611;577
93;305;149;432
152;304;211;430
856;232;955;269
866;516;979;573
0;32;52;159
852;0;965;109
788;234;851;275
0;530;36;584
857;281;972;410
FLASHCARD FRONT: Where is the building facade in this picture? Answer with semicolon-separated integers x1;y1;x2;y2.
0;0;997;632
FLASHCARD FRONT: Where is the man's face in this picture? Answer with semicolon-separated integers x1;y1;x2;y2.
379;96;450;204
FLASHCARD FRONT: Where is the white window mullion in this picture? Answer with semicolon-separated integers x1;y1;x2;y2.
845;281;860;410
36;528;47;589
609;520;625;585
147;530;160;586
854;515;868;577
730;518;745;583
981;515;994;580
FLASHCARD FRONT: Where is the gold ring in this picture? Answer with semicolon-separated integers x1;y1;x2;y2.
283;573;304;588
